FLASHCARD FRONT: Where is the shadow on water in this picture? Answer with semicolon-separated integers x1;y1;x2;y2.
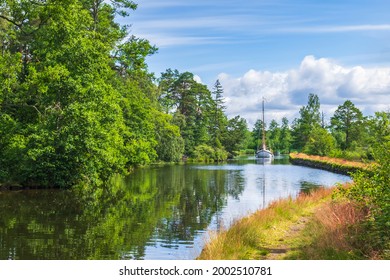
0;166;231;260
299;181;323;194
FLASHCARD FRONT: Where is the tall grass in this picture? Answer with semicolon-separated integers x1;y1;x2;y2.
286;199;370;259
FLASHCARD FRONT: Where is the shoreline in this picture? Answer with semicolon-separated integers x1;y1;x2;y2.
289;152;371;175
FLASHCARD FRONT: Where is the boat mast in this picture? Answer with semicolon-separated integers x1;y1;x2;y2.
262;97;266;150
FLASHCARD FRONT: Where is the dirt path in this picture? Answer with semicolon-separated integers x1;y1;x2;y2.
264;217;309;259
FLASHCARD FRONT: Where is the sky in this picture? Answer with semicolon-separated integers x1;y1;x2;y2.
125;0;390;128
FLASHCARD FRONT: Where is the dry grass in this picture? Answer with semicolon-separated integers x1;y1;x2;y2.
198;187;335;260
285;199;369;259
290;152;372;170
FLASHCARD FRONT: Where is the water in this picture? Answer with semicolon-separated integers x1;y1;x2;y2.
0;156;351;260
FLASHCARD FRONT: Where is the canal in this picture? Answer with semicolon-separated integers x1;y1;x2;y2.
0;156;351;260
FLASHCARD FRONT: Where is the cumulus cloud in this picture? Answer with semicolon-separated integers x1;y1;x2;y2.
218;56;390;128
193;75;203;84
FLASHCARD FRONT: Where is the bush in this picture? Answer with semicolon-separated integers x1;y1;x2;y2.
193;144;228;162
345;139;390;256
329;149;368;161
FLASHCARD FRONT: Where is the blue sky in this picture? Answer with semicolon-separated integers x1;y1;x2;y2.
126;0;390;127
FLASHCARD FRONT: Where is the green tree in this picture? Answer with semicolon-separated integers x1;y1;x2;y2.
0;0;164;187
158;70;214;156
279;117;292;154
222;116;249;157
330;100;364;150
267;119;281;153
154;112;184;162
303;127;336;156
292;93;322;150
210;79;227;146
251;119;265;151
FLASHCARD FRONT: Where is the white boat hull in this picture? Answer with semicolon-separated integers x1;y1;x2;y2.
255;149;274;158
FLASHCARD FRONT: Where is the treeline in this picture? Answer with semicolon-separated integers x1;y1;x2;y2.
157;71;248;162
0;1;248;188
255;93;390;161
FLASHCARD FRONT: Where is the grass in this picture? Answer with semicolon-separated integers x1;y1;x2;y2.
290;152;372;170
285;198;372;259
197;184;380;260
289;152;374;175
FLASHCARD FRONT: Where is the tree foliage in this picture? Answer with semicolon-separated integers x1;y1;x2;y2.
330;100;364;150
292;93;321;150
0;0;176;188
345;136;390;255
158;71;248;159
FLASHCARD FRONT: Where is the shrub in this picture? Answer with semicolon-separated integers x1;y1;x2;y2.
345;139;390;256
193;144;228;162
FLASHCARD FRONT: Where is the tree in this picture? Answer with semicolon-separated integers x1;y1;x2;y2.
292;93;322;150
154;112;184;162
158;70;214;156
330;100;364;150
0;0;165;187
303;127;336;156
251;119;265;151
267;119;281;153
222;116;248;157
210;79;227;147
279;117;292;154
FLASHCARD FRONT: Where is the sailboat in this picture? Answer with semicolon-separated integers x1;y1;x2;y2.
255;98;274;159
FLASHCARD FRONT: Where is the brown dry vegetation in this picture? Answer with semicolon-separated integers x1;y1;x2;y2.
285;199;372;259
290;152;372;170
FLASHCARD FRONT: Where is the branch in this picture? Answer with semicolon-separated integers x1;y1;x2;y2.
0;14;22;29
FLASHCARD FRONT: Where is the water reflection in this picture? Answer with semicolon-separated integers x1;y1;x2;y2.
0;157;351;260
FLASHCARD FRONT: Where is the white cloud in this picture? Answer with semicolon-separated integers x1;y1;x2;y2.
193;75;202;84
218;56;390;128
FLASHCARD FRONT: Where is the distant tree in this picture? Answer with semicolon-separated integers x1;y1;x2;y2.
279;117;292;154
303;127;336;156
292;93;322;150
211;79;227;146
330;100;364;150
222;116;249;156
267;119;281;153
158;70;214;156
251;119;265;151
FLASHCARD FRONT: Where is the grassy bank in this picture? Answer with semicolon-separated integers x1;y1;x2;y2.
197;184;380;260
289;152;372;175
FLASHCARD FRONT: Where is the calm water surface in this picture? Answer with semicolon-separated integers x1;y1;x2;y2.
0;156;351;260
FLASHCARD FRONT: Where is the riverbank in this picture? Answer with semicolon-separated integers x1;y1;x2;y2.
197;184;378;260
289;152;372;175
